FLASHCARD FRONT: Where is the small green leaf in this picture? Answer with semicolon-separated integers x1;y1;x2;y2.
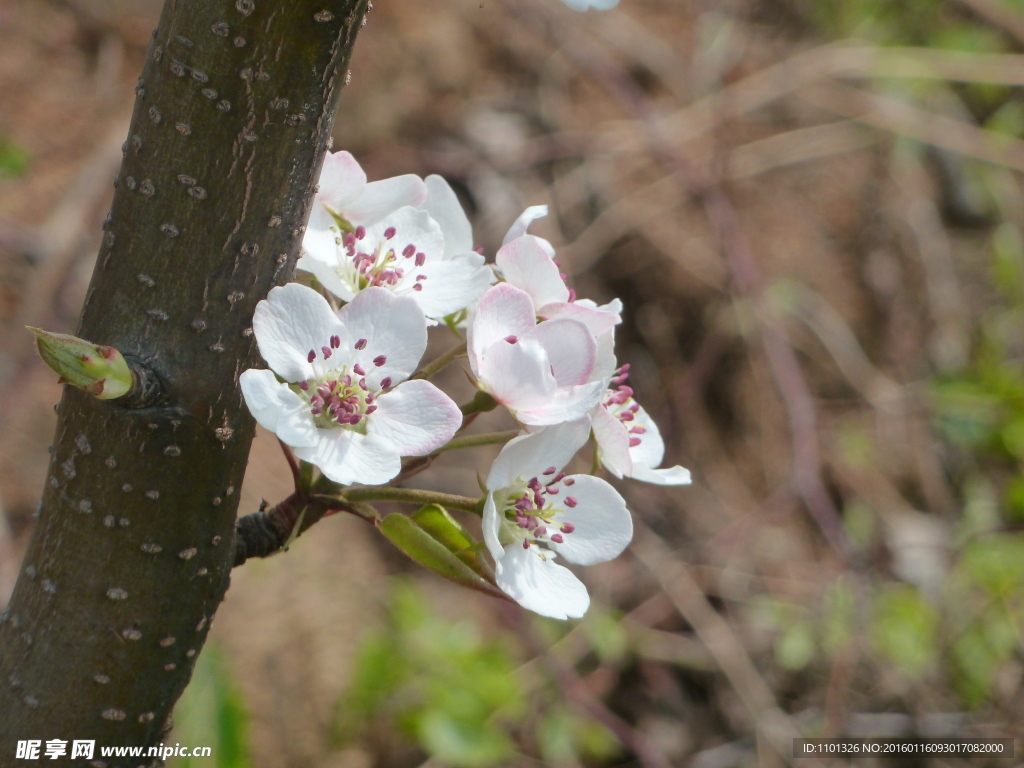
379;513;509;601
411;505;495;581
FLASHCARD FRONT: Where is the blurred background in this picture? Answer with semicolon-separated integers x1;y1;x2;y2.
3;0;1024;765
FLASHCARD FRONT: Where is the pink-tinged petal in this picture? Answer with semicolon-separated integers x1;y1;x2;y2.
496;236;569;308
482;493;505;562
591;404;632;478
240;369;318;448
525;318;596;387
423;175;474;257
345;175;428;226
316;150;367;211
486;419;591;491
302;206;345;265
540;301;621;336
467;283;537;374
592;327;618;382
517;380;606;427
630;463;692;486
252;283;346;382
294;429;401;486
503;205;549;245
295;253;356;304
405;253;495;320
627;402;666;469
546;475;632;566
339;287;427;389
369;379;462;456
479;336;556;412
495;546;590;619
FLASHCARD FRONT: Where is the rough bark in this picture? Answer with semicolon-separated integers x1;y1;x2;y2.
0;0;367;759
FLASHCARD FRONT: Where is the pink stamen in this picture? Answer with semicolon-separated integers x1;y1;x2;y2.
550;534;564;543
299;380;309;391
321;346;332;359
413;284;422;291
373;355;387;367
355;225;366;240
629;437;642;447
355;338;367;350
415;252;425;267
522;540;530;549
384;227;396;239
307;349;316;363
353;364;365;375
365;405;377;414
330;335;340;349
560;522;576;533
563;478;575;486
380;377;392;389
542;466;556;475
565;497;577;508
505;335;518;344
402;244;415;258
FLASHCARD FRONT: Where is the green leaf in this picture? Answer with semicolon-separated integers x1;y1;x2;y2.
379;513;509;601
411;504;495;581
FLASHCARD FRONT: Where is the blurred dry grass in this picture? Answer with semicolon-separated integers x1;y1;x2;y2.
4;0;1024;765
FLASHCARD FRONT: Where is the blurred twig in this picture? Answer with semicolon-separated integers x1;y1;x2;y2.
631;522;800;756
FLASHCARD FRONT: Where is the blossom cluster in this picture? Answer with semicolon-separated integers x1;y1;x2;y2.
240;151;689;620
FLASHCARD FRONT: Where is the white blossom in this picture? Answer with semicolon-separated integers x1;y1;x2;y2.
467;283;605;426
483;420;633;619
591;365;692;486
240;283;462;486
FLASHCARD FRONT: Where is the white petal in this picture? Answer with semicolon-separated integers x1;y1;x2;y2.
364;206;444;262
547;475;632;566
423;175;473;257
486;419;591;491
496;545;590;620
503;205;549;245
295;252;356;304
339;287;427;388
406;253;495;320
517;380;606;426
239;369;318;448
630;463;692;486
592;328;618;382
495;236;569;308
467;284;537;374
540;301;621;336
627;402;666;469
591;404;632;478
525;318;596;387
252;283;346;382
369;379;462;456
346;175;428;225
482;492;505;562
316;150;367;211
302;207;345;265
294;428;401;486
479;336;556;412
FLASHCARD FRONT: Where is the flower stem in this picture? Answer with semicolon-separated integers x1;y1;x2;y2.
434;429;520;455
333;487;484;514
413;341;467;380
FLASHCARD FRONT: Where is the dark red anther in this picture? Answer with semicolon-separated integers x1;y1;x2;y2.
384;226;396;239
373;355;387;367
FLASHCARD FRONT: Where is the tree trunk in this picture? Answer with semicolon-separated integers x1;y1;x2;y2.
0;0;367;759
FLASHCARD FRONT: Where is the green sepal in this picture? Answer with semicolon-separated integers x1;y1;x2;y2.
379;511;509;602
411;504;496;582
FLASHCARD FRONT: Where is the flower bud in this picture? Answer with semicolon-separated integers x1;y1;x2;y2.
27;327;133;400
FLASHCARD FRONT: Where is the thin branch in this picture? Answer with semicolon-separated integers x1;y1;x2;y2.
433;429;520;455
412;340;467;380
334;487;483;514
